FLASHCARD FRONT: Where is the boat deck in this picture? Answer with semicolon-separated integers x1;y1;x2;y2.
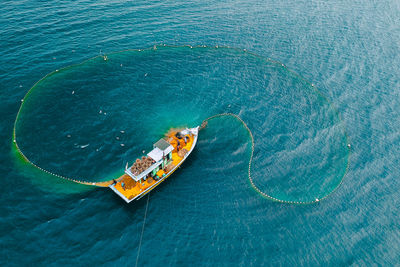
111;131;195;201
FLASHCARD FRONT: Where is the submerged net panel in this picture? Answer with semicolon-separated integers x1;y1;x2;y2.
201;112;350;204
13;44;350;203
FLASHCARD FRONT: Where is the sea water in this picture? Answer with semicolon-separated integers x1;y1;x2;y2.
1;0;400;265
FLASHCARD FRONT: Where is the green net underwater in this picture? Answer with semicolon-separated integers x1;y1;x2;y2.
13;45;350;204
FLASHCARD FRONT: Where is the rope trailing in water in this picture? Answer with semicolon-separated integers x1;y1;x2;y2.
200;113;350;205
135;193;150;267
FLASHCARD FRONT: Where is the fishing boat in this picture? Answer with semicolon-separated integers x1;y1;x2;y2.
109;127;199;203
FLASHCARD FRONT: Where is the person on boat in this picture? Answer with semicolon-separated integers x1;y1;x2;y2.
175;132;182;139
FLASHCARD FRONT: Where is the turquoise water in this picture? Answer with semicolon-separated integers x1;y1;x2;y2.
1;0;400;266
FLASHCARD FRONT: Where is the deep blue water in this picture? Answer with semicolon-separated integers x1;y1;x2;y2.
1;0;400;266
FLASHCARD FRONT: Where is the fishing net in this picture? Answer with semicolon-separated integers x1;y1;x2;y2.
13;45;350;204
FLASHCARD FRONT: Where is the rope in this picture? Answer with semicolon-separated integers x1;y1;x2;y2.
135;193;150;267
200;113;350;205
